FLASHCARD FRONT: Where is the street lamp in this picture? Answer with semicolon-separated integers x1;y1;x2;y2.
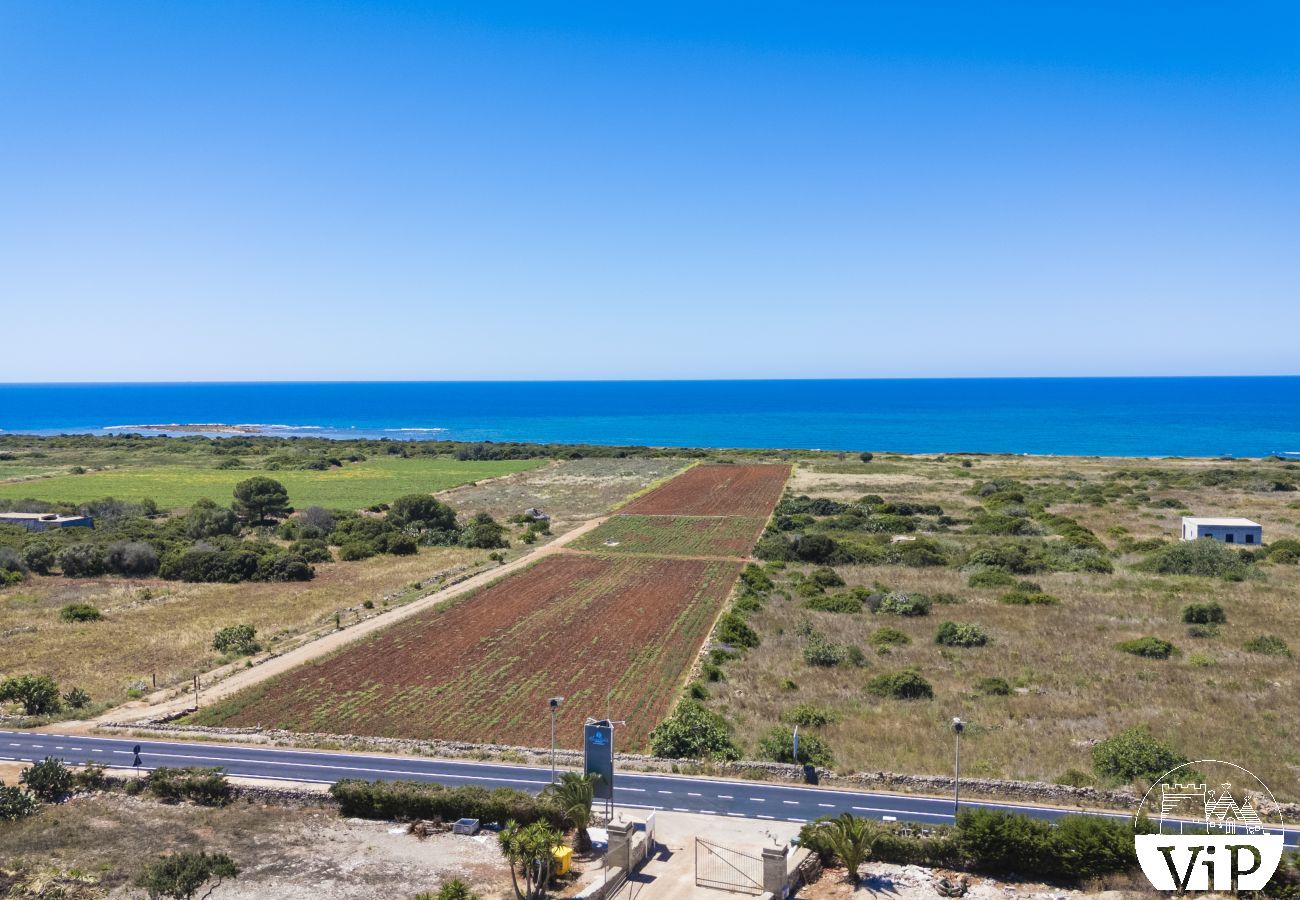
548;697;564;782
951;717;965;817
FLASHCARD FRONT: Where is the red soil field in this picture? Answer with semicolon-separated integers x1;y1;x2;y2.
197;553;741;751
618;464;792;517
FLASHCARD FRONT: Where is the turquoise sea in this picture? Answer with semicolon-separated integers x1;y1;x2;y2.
1;378;1298;457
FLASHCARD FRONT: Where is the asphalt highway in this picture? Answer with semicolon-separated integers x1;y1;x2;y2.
3;730;1295;847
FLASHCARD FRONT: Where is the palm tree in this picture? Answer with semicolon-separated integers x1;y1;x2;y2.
542;771;599;852
819;813;880;885
498;820;562;900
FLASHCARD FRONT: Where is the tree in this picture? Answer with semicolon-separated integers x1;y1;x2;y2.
859;452;874;463
0;674;62;715
22;542;54;575
812;814;879;884
648;700;740;761
498;819;561;900
1091;726;1187;783
20;756;71;801
184;498;241;539
461;512;510;549
232;477;290;523
542;772;599;852
389;494;459;536
136;851;239;900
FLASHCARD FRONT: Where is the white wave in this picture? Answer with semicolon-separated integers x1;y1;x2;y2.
384;427;447;432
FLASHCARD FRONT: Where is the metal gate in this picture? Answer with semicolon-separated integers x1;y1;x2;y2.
695;837;764;894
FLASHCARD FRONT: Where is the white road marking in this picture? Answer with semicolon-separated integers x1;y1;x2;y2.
717;794;733;799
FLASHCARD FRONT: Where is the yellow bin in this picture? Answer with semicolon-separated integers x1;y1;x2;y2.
552;845;573;876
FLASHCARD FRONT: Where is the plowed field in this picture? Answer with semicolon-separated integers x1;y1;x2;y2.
618;463;791;517
571;514;768;558
194;554;741;750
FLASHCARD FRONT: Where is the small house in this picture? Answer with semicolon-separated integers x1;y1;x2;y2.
0;512;95;533
1181;517;1262;546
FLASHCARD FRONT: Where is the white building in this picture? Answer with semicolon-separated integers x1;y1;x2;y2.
1181;516;1262;546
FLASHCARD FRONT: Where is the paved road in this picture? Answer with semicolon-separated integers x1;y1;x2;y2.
3;730;1295;847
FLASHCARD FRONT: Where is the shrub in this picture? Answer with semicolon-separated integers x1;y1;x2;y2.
868;626;911;650
1092;727;1187;782
715;612;760;649
803;632;847;667
256;552;314;582
63;686;92;708
758;726;834;767
57;543;105;577
20;756;72;801
22;542;54;575
648;700;740;761
389;494;459;535
1137;540;1251;580
1116;636;1178;659
330;779;567;828
974;676;1012;696
810;566;845;588
866;669;934;700
804;591;863;613
213;624;260;655
144;767;232;805
160;548;259;583
875;592;931;617
967;568;1016;588
183;498;241;539
337;541;376;561
0;674;62;715
935;621;990;647
1244;634;1291;656
0;783;38;821
1181;601;1226;624
0;547;29;578
782;703;839;727
288;538;333;562
136;851;239;899
1187;623;1219;638
297;505;337;535
461;513;510;550
59;602;102;623
956;808;1052;876
105;540;160;576
998;590;1059;606
740;564;774;593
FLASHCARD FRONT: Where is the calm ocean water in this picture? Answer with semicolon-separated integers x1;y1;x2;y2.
1;379;1299;457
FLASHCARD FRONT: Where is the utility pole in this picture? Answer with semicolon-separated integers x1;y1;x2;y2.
952;717;965;816
548;697;564;782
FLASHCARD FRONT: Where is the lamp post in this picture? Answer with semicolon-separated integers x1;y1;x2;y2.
951;717;965;817
548;697;564;782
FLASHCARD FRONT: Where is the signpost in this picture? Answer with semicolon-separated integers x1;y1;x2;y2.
584;718;615;813
132;744;142;771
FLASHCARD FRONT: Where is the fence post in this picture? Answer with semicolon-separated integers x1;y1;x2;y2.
606;817;634;873
762;844;788;898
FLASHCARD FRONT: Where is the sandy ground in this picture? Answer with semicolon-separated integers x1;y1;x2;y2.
33;512;609;732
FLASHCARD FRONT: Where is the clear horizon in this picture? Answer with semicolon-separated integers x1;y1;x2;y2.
3;2;1297;381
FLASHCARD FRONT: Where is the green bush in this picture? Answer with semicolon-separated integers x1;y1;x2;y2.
967;568;1016;588
804;591;864;613
0;674;62;716
866;669;934;701
0;782;38;821
62;686;92;709
330;779;567;828
868;626;911;651
212;624;260;655
1181;601;1226;624
648;700;740;761
740;564;774;593
715;612;760;649
59;602;102;622
935;621;990;647
803;632;847;667
1187;623;1219;638
20;756;71;801
136;851;239;899
874;592;932;617
57;543;105;577
757;726;834;767
1115;636;1178;659
1092;727;1187;782
144;767;232;805
1137;540;1252;580
781;703;839;727
974;676;1012;696
1244;634;1291;656
998;590;1059;606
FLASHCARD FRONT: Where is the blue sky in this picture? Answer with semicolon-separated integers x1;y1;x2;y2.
1;2;1296;381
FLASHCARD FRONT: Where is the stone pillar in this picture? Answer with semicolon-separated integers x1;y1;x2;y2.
606;817;635;872
762;844;789;899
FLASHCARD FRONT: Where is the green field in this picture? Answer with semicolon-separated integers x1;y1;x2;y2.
572;514;767;558
0;457;547;510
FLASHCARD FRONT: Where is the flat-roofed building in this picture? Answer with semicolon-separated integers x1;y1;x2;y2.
0;512;95;533
1181;516;1262;546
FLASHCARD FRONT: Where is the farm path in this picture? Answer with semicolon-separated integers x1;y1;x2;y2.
51;513;612;732
555;546;752;564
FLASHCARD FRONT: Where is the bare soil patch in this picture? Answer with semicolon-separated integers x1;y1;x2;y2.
618;464;792;517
